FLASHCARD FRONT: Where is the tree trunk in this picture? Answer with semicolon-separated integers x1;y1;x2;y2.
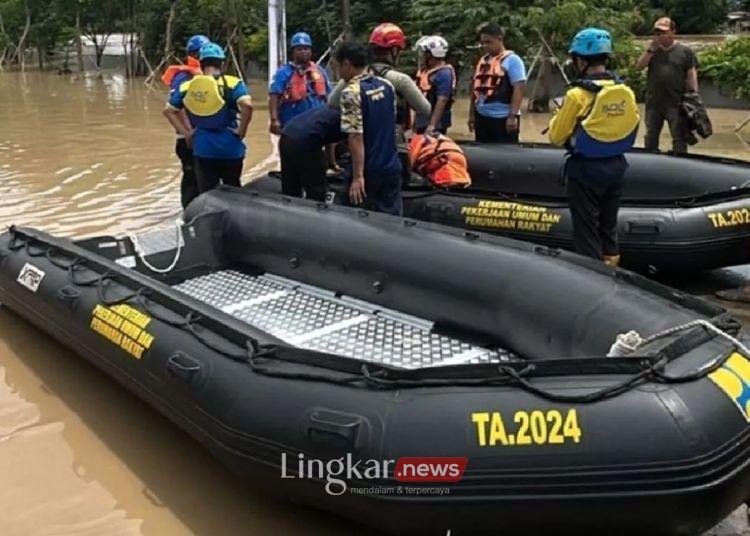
340;0;351;41
93;34;111;71
163;0;179;60
0;12;7;70
37;43;43;71
528;51;553;113
236;0;246;79
75;7;84;75
15;0;31;71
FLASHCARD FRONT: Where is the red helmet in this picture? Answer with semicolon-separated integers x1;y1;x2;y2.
369;23;406;49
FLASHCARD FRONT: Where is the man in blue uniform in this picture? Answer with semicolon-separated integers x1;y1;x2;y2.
268;32;332;134
163;43;254;193
413;35;455;135
547;29;640;266
161;34;208;207
335;42;402;216
279;106;346;201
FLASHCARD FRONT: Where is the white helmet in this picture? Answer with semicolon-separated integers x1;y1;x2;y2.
413;35;449;58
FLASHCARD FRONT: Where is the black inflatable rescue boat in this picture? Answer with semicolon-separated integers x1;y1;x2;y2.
1;186;750;535
253;142;750;271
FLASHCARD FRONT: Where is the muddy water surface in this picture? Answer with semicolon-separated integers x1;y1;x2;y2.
0;71;371;536
0;70;748;535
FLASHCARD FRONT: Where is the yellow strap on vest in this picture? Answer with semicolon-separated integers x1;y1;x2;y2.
182;75;241;117
580;83;640;142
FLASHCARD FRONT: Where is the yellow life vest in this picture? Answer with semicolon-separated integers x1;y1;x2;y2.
181;74;242;130
571;78;640;158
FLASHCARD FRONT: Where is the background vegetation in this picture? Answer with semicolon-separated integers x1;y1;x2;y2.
0;0;743;100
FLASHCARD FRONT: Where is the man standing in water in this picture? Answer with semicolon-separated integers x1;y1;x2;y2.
163;43;253;192
468;24;527;143
335;42;402;216
636;17;699;154
161;34;209;208
268;32;332;134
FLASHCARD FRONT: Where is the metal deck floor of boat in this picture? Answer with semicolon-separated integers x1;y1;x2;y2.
173;269;516;369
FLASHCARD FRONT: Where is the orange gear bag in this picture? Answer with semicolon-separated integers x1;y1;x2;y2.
161;57;202;87
408;134;471;188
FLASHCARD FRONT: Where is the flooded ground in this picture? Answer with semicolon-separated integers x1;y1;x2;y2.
0;71;748;535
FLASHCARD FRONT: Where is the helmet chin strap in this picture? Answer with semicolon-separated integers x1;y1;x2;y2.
389;47;399;65
575;56;590;77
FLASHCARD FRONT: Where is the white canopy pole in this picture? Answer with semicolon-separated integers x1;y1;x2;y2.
279;0;287;65
268;0;279;85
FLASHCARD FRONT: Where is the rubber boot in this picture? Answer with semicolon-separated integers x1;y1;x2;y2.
603;255;620;267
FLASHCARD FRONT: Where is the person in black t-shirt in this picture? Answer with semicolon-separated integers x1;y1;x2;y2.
635;17;699;154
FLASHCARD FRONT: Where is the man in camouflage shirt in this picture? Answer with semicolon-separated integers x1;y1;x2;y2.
335;42;402;216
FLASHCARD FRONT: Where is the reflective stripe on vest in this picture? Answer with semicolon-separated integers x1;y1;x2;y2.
416;64;456;109
571;81;640;158
282;63;327;103
182;75;240;130
472;51;513;103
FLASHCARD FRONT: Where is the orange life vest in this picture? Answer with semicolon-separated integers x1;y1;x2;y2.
161;56;202;87
408;134;471;188
416;64;456;109
283;62;327;103
472;50;514;103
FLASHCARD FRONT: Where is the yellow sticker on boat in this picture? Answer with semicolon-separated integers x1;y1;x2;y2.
470;409;582;447
90;303;155;360
708;353;750;422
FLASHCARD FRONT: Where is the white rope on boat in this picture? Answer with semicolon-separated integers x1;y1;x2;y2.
608;319;750;358
128;221;184;274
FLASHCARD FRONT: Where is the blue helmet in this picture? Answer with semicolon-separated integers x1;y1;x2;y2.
186;34;210;54
569;28;612;56
290;32;313;48
199;42;226;61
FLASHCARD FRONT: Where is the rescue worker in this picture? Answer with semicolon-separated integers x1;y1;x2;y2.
279;106;346;201
468;23;527;143
547;28;640;266
413;35;455;135
161;34;209;208
335;42;402;216
329;23;431;140
163;43;253;193
269;32;332;134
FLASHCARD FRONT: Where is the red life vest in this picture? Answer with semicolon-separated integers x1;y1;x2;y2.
408;133;471;188
415;64;456;109
283;62;327;103
472;50;514;103
161;56;202;87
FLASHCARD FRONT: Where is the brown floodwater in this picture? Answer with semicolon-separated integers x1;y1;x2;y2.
0;70;748;535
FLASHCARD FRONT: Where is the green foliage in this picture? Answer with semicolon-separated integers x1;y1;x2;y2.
0;0;734;76
699;37;750;100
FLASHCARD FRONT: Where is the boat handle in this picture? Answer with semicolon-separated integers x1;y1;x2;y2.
425;201;454;215
166;352;202;382
307;410;363;446
627;220;663;235
56;286;81;310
